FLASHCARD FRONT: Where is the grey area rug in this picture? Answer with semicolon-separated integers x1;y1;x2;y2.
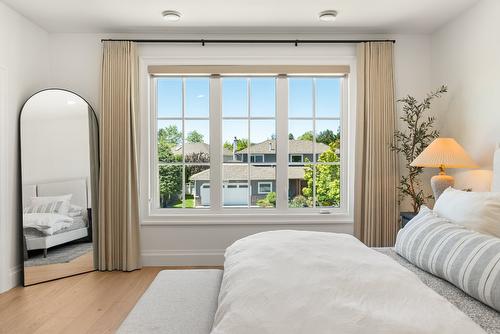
25;242;93;267
375;247;500;334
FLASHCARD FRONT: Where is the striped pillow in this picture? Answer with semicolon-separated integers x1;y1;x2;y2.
23;201;64;214
395;206;500;312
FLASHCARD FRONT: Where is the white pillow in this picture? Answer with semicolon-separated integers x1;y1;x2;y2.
68;204;85;217
30;194;72;216
434;187;500;238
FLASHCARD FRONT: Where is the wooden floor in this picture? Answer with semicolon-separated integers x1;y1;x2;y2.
0;266;222;334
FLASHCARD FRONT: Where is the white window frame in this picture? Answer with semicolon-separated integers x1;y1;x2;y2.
139;56;357;225
258;182;273;194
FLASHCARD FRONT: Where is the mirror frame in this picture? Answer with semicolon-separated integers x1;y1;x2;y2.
18;88;99;286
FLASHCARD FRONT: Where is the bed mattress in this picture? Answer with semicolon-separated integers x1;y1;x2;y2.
375;248;500;334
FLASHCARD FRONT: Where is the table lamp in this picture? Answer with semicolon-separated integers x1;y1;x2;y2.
411;138;478;199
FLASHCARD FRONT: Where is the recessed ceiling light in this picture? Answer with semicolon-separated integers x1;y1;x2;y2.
162;10;181;22
319;10;338;22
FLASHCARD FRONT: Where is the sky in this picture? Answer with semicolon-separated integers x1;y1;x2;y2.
157;77;341;145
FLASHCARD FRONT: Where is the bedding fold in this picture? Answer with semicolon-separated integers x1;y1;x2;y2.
211;230;485;334
23;213;73;235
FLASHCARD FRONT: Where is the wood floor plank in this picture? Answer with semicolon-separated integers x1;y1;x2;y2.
0;266;221;334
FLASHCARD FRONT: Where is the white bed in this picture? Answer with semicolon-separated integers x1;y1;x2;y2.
23;178;90;257
119;146;500;334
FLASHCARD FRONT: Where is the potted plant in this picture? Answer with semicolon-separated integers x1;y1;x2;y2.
392;85;447;227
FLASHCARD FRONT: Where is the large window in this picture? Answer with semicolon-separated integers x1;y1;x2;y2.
152;70;346;213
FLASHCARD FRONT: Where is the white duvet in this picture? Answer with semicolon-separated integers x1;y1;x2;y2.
23;213;73;235
211;230;485;334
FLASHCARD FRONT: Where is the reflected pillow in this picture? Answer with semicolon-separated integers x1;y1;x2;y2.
24;201;64;214
68;204;85;217
30;194;72;216
434;187;500;238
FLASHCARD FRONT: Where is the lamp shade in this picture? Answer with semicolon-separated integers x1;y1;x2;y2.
411;138;478;169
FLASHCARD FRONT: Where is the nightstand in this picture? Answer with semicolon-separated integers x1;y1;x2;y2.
400;212;417;228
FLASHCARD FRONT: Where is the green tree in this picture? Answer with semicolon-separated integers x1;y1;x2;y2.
316;129;340;146
158;125;182;146
302;142;341;207
157;125;182;206
298;131;314;141
186;130;204;143
159;165;182;207
256;192;276;208
223;138;249;152
288;133;295;140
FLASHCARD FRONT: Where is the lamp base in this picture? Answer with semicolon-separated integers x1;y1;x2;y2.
431;174;454;200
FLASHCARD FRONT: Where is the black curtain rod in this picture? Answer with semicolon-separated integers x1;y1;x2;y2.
100;39;396;46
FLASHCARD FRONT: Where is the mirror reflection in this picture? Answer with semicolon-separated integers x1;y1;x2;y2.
20;89;98;286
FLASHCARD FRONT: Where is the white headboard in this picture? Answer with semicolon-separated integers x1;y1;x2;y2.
24;178;89;209
493;145;500;192
22;184;37;209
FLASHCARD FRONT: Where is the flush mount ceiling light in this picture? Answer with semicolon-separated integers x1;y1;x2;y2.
319;10;338;22
162;10;181;22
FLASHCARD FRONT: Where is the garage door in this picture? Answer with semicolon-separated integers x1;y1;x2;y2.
200;183;249;206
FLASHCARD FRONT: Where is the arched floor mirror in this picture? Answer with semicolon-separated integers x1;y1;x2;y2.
20;89;99;286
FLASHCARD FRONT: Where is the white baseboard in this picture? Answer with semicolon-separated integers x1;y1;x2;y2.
141;249;225;266
10;264;22;287
0;265;22;293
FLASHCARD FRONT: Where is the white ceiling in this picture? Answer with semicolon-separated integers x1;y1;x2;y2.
4;0;480;34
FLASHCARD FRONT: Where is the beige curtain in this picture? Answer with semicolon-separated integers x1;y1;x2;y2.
354;42;400;247
98;41;141;271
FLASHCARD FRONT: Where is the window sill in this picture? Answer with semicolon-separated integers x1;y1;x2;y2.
141;211;354;226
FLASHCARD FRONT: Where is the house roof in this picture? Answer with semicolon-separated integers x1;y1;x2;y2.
190;165;306;181
173;143;233;156
237;140;329;154
173;143;209;155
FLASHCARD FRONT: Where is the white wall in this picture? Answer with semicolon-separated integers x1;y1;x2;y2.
431;0;500;191
392;35;435;210
0;2;49;293
47;32;432;265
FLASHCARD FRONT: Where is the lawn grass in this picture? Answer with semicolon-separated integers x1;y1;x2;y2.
173;194;195;208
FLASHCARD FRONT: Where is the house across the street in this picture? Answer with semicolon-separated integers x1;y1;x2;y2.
189;139;330;206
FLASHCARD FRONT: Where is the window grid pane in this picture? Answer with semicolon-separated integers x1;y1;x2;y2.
288;77;342;209
222;77;277;209
156;77;210;209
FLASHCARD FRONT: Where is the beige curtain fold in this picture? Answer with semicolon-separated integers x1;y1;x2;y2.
98;41;141;271
354;42;400;247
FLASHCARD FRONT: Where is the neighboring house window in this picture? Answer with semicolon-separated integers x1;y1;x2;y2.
258;182;273;194
151;69;346;213
250;155;264;163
